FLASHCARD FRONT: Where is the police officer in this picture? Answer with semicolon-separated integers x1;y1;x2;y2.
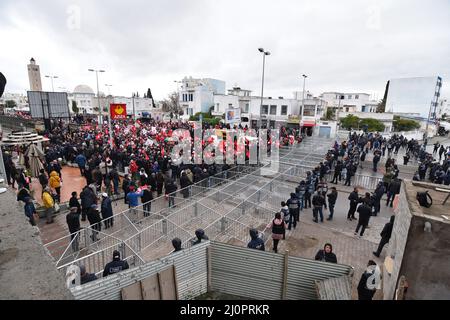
102;250;129;277
286;193;299;230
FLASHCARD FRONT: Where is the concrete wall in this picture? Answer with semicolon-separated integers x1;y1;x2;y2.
398;216;450;299
383;183;412;300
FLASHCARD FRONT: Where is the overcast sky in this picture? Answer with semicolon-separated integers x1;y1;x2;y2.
1;0;449;101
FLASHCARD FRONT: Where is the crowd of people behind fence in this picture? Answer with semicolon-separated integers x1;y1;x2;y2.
5;120;449;299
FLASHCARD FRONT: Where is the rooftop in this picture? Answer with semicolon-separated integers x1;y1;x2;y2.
405;180;450;222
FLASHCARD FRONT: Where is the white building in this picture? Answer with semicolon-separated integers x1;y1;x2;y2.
178;77;226;117
27;58;42;91
68;84;96;114
0;93;29;112
104;96;155;118
385;76;442;119
319;92;378;113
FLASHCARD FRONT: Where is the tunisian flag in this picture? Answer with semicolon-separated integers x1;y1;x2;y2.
110;104;127;120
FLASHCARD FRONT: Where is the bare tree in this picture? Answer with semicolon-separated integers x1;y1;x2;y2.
161;91;181;114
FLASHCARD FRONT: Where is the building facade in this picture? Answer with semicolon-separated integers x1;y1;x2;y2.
27;58;42;91
68;84;96;114
319;92;378;113
178;76;226;117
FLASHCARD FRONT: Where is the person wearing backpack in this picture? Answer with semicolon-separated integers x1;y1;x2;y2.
267;212;287;254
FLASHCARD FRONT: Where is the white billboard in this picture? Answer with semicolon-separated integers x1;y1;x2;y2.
385;76;441;119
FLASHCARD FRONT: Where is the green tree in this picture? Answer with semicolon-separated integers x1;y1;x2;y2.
340;114;385;132
71;100;79;114
323;107;336;120
5;100;16;108
340;114;360;130
360;118;385;132
393;116;420;131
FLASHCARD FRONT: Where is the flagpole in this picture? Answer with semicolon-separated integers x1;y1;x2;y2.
108;105;113;149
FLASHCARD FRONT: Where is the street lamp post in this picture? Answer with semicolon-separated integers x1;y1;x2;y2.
300;74;307;134
258;48;270;130
88;69;111;147
88;69;105;123
45;75;58;92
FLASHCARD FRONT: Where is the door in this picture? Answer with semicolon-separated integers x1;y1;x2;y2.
269;120;275;129
318;126;331;138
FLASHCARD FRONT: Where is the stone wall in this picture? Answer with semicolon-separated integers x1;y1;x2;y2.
0;190;73;299
383;181;412;300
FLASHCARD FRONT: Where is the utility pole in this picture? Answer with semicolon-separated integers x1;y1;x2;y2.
258;48;270;130
301;74;307;133
88;68;105;124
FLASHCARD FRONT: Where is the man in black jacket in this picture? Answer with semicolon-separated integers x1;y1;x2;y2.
38;169;48;191
314;243;337;263
312;191;325;223
357;260;379;300
165;178;178;208
372;182;385;216
141;187;153;217
80;185;96;221
69;191;81;215
103;250;129;277
355;201;372;237
386;178;401;207
66;207;81;252
80;265;97;285
326;187;338;221
87;204;101;242
331;161;343;184
347;187;360;221
373;215;395;257
286;193;300;229
179;171;192;198
247;229;265;251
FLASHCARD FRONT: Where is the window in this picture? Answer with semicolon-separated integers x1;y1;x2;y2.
244;103;249;113
303;105;315;116
215;103;219;112
261;105;268;115
355;95;359;99
348;95;352;99
270;105;277;115
281;105;288;115
189;94;193;102
228;103;233;108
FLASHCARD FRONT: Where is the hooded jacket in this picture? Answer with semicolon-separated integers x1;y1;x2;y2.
42;190;54;209
49;171;61;189
247;229;265;251
314;243;337;263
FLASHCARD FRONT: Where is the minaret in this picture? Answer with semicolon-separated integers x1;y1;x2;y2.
27;58;42;91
